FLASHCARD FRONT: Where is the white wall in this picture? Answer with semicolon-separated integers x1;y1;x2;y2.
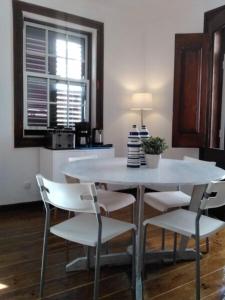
0;0;225;204
0;0;40;205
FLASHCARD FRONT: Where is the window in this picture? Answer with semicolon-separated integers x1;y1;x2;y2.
13;1;103;147
24;22;89;132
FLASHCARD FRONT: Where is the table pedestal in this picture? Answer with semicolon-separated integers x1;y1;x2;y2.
66;252;131;272
65;248;198;272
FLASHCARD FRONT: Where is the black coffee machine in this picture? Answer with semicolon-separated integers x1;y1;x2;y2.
75;122;91;147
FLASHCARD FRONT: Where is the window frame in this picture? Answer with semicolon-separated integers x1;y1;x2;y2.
13;0;104;147
23;20;90;132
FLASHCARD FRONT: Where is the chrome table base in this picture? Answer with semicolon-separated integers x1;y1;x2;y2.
66;252;131;272
66;248;197;272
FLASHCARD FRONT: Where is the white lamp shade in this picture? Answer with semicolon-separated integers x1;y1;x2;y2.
131;92;153;110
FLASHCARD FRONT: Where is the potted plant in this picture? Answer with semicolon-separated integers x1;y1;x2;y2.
142;136;168;168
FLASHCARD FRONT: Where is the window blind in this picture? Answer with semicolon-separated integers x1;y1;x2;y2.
24;22;89;131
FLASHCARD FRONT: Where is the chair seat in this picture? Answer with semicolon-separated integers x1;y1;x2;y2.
144;209;225;238
97;189;135;212
51;213;136;247
144;191;191;212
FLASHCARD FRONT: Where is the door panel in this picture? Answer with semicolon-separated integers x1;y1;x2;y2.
172;34;209;147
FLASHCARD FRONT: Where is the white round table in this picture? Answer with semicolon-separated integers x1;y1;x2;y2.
63;157;225;186
63;157;225;300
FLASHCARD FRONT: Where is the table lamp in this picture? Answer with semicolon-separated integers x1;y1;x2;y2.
130;92;153;126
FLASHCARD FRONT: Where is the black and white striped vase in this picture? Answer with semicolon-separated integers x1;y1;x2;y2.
127;125;141;168
140;125;150;166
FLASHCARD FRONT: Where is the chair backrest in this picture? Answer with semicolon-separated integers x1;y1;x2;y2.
180;157;216;196
200;181;225;210
66;155;98;183
183;156;216;166
36;174;100;214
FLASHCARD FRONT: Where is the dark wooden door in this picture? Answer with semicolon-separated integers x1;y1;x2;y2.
172;34;209;147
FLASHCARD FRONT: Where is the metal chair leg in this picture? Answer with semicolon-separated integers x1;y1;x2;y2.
94;241;102;300
195;215;201;300
142;224;148;279
132;229;136;289
132;201;137;225
205;210;210;253
40;208;50;298
195;234;201;300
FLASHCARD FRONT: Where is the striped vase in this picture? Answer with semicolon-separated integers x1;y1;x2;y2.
140;125;150;166
127;125;141;168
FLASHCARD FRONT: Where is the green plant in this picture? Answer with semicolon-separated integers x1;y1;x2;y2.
142;136;168;155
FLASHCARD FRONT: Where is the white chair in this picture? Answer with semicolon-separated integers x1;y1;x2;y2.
181;157;216;195
144;156;216;249
66;156;136;217
36;174;136;300
143;181;225;300
66;156;136;256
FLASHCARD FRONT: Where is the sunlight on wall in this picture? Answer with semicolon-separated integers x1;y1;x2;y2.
117;73;145;92
122;82;143;92
148;80;166;91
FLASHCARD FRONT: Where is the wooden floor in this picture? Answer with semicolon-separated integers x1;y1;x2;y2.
1;203;225;300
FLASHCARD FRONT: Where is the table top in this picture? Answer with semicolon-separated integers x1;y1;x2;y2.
62;157;225;186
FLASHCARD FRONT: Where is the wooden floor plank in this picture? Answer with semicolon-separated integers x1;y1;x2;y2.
0;203;225;299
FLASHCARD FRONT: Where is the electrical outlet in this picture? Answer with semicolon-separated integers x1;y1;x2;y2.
24;181;31;189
